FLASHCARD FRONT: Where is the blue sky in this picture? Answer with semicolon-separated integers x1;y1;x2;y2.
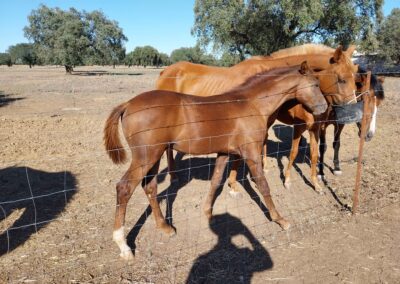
0;0;398;54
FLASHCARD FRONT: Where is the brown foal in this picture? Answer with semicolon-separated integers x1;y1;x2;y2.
104;63;327;260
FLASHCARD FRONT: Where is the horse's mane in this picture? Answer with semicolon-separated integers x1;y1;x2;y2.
269;44;335;59
358;67;385;100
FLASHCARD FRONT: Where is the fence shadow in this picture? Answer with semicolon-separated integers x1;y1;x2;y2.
0;166;76;256
0;91;24;108
186;213;273;284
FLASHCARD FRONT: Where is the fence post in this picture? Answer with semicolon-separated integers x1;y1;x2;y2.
353;71;371;214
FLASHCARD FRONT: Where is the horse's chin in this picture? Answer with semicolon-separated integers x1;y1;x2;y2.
312;104;328;116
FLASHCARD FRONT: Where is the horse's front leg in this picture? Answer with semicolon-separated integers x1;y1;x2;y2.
227;156;243;198
284;124;306;189
166;147;178;183
333;123;345;175
317;126;327;180
309;128;323;193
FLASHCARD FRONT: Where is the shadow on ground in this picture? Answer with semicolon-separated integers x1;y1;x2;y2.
0;166;76;256
0;91;24;108
186;213;273;284
71;70;143;76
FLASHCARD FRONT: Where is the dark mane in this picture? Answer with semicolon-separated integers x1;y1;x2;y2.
358;67;385;100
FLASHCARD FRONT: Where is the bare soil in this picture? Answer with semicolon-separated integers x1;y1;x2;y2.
0;65;399;283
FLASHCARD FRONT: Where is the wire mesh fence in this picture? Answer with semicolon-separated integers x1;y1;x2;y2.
0;66;399;283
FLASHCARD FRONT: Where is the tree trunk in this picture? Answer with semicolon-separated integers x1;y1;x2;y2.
65;65;73;74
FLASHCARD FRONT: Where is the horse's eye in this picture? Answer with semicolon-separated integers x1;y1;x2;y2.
338;78;346;84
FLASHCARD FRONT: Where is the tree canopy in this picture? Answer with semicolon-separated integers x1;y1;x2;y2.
125;46;170;67
192;0;384;58
170;46;217;65
378;8;400;64
0;53;12;67
24;5;127;73
7;43;37;67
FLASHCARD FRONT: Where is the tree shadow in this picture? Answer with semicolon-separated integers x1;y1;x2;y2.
71;70;143;76
186;213;273;284
0;91;24;108
0;166;77;256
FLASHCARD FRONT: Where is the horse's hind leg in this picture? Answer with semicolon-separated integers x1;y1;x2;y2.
142;160;175;236
204;154;229;219
245;155;290;230
113;163;150;261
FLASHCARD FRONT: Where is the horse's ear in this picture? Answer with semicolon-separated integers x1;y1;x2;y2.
330;45;343;64
345;44;357;57
377;76;385;83
299;61;311;75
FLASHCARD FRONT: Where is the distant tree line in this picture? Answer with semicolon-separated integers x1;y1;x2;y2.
1;4;399;69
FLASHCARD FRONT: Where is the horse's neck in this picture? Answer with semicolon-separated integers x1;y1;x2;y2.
242;78;298;116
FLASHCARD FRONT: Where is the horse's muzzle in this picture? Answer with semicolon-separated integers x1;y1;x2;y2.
312;101;328;115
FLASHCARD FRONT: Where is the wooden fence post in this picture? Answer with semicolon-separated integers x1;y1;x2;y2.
353;71;371;214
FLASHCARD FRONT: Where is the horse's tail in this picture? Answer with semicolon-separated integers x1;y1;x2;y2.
104;102;128;164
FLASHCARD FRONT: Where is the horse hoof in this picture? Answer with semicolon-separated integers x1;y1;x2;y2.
120;250;134;261
315;187;324;195
277;219;291;231
160;224;176;236
284;181;291;190
229;190;243;199
333;170;342;176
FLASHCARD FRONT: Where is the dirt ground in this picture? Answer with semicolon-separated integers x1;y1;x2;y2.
0;65;399;283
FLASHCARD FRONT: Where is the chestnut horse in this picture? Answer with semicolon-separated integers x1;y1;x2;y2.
157;44;358;193
318;70;385;179
104;63;327;260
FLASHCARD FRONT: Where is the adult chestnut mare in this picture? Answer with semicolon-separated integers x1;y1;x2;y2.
157;44;358;193
104;63;327;260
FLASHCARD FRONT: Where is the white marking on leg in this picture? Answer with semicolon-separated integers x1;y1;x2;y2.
369;104;377;135
113;226;133;259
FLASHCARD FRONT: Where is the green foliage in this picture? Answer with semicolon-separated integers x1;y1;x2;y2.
0;53;12;66
170;46;216;64
378;8;400;64
7;43;37;67
24;5;127;72
85;11;127;67
192;0;383;57
125;46;169;67
218;51;241;67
